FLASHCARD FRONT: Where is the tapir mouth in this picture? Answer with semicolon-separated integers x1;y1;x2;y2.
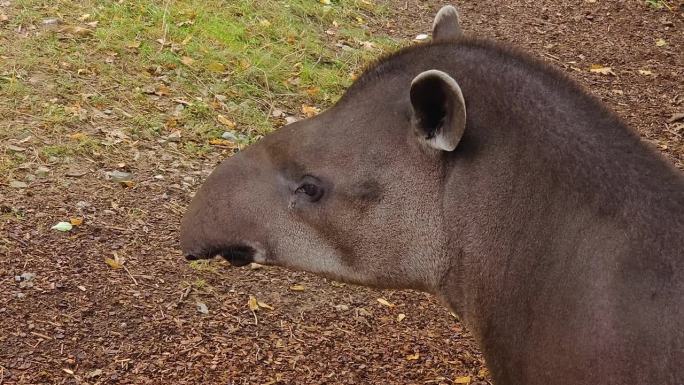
185;245;255;267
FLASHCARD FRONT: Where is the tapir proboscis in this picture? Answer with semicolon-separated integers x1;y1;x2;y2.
181;5;684;384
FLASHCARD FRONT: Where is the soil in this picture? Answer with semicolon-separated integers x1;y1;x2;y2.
1;1;682;384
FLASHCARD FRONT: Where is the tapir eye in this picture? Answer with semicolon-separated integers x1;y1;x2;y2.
295;176;324;202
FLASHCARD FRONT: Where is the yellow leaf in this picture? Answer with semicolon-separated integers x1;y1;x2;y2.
155;84;171;96
207;61;225;73
248;295;259;311
104;257;123;269
304;87;320;96
257;300;273;310
69;132;87;141
396;313;406;322
589;65;615;76
181;56;194;66
69;217;84;226
377;298;395;308
454;376;471;384
406;353;420;361
289;284;306;291
301;104;320;118
209;138;236;147
655;38;667;47
217;114;236;128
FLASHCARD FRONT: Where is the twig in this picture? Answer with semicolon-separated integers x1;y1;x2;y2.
122;265;138;286
30;331;52;340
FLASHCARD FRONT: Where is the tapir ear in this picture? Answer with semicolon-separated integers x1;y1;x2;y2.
432;5;463;42
410;70;466;152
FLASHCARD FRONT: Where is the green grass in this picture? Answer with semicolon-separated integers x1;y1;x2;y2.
645;0;671;9
1;0;400;183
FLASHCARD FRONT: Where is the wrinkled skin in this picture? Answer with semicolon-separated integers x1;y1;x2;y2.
181;5;684;385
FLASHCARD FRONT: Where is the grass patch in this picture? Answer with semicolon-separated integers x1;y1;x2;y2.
2;0;399;168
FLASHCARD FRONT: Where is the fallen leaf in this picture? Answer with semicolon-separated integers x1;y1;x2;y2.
406;353;420;361
208;138;236;147
301;104;320;117
181;56;194;66
59;25;93;37
397;313;406;322
207;61;225;73
196;302;209;314
62;368;75;375
655;38;667;47
0;13;8;22
589;64;615;76
304;87;320;96
257;300;273;310
638;69;653;76
77;285;86;291
259;19;271;27
69;217;84;226
320;0;331;4
9;180;28;189
415;33;429;41
377;298;395;308
454;376;471;384
51;222;73;232
86;369;103;379
104;258;123;269
126;41;141;49
155;84;171;96
217;114;236;128
289;284;306;291
248;295;259;311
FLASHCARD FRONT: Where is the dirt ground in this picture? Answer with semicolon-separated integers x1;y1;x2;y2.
1;1;682;384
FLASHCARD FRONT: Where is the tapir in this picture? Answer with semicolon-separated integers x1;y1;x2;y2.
181;5;684;385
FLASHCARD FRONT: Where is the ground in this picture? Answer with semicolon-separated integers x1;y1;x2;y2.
1;0;682;384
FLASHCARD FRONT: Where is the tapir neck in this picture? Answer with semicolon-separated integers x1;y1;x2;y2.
430;44;683;384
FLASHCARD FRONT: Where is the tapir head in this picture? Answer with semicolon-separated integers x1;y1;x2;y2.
181;6;466;292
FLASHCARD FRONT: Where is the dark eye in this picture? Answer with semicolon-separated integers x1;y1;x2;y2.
295;177;324;202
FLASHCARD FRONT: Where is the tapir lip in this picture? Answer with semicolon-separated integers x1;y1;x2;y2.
185;245;256;267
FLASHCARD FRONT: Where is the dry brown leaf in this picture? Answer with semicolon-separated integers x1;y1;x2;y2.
301;104;320;118
397;313;406;322
377;298;395;308
0;13;9;22
181;56;195;66
454;376;472;384
290;284;306;291
406;353;420;361
217;114;236;128
69;217;84;226
257;300;273;310
208;138;236;147
589;65;615;76
155;85;171;96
